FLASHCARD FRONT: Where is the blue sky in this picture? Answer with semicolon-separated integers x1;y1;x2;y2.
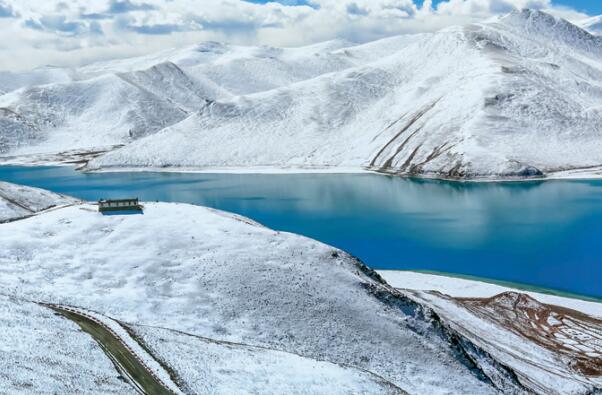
247;0;602;14
552;0;602;14
425;0;601;13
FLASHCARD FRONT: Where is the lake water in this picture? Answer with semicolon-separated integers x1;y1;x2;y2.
1;165;601;299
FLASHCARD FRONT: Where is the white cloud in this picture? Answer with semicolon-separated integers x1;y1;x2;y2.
435;0;549;16
0;0;592;71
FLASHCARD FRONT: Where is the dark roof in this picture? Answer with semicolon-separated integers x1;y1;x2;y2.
99;198;139;203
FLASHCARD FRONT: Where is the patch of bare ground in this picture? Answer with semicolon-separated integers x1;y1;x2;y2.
455;292;602;377
0;145;123;167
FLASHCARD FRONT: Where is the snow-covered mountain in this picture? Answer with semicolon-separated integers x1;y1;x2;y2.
1;9;602;179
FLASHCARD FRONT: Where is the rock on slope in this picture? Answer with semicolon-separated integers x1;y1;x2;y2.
1;201;529;394
0;181;78;222
2;10;602;179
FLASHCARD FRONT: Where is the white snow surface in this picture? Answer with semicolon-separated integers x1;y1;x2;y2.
378;270;602;319
131;324;404;394
2;10;602;179
0;181;79;222
0;202;507;394
0;294;133;394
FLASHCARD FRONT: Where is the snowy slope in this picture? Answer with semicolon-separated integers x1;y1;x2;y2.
130;324;405;394
77;39;370;96
2;183;602;393
408;291;601;394
0;181;78;222
0;294;133;394
0;69;195;154
378;271;602;395
0;202;527;394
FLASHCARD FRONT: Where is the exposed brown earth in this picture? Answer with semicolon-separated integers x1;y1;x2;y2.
455;292;602;377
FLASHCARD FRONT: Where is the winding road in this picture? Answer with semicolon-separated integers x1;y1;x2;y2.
42;303;179;395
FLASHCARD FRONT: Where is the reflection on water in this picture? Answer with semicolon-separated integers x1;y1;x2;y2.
1;166;601;298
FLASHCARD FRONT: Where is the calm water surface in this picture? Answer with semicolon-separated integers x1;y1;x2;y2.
1;165;601;298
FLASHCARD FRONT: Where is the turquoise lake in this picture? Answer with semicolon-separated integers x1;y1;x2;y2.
1;165;601;298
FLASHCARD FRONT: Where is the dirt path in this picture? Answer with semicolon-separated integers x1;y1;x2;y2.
42;304;178;395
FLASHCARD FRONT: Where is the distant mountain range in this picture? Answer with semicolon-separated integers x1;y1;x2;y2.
1;9;602;180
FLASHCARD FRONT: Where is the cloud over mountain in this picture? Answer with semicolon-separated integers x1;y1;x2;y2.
0;0;593;71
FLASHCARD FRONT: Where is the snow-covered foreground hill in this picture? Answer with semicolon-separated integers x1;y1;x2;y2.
1;9;602;179
0;201;504;394
0;184;601;394
0;181;78;222
0;184;600;393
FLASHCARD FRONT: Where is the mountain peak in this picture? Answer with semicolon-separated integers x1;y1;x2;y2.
502;8;570;29
498;8;601;53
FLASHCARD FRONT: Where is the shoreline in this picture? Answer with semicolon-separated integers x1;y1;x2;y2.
3;160;602;183
378;270;602;318
394;269;602;302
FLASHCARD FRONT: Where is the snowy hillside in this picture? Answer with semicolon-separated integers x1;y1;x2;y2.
1;200;533;394
130;324;404;394
380;271;602;395
0;202;508;394
1;10;602;179
0;181;78;222
0;184;600;393
0;294;133;393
